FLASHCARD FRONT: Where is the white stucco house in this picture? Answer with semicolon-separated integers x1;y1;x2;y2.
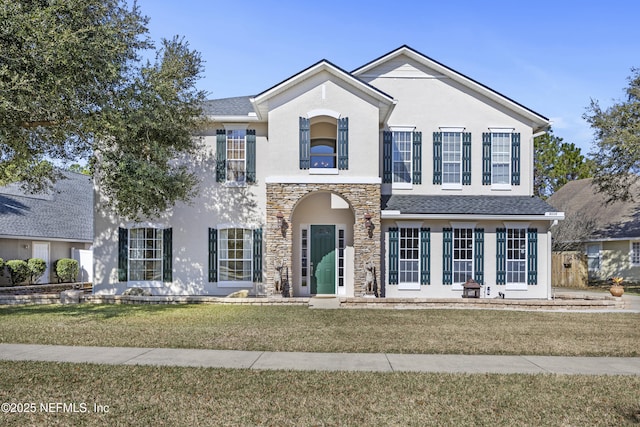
93;45;563;299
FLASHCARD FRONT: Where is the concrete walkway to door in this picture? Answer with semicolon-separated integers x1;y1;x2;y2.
1;343;639;376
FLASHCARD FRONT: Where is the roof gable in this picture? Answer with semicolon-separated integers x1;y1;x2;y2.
353;45;549;131
250;60;396;122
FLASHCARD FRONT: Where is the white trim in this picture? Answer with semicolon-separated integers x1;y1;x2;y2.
506;283;528;291
503;222;530;229
442;183;463;191
128;280;164;288
381;212;564;221
208;115;260;123
491;184;511;191
266;176;381;184
307;108;340;119
439;127;465;132
398;282;421;291
630;241;640;267
309;168;339;175
489;127;515;133
0;235;92;243
389;126;416;132
124;221;167;229
449;221;477;229
392;182;413;190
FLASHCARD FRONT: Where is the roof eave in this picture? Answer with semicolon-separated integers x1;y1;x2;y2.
381;211;565;221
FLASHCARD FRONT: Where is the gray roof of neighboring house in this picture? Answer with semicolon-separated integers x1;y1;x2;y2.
0;171;93;242
382;195;557;216
202;96;254;116
547;178;640;240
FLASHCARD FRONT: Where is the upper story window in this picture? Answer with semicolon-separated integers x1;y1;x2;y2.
382;128;422;187
393;131;412;184
216;127;256;184
226;129;246;182
433;130;470;187
482;130;521;187
300;115;348;172
442;132;462;185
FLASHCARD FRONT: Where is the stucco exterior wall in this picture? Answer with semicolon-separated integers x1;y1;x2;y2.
590;240;640;282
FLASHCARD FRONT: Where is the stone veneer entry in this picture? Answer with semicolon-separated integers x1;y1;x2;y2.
265;183;381;296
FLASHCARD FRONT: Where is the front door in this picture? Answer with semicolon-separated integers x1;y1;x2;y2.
32;242;50;284
310;225;335;294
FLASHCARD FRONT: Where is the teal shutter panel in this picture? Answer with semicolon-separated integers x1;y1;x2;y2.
253;228;263;282
420;228;430;285
433;132;442;185
163;228;172;283
527;228;538;285
383;131;393;183
412;131;422;184
482;133;492;185
216;129;226;182
388;228;399;284
511;133;521;185
443;228;452;285
337;117;349;170
496;228;506;285
246;129;256;183
208;228;217;282
118;228;128;282
299;117;310;169
474;228;484;284
462;132;472;185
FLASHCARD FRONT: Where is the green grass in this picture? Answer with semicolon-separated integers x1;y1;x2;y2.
1;361;639;426
1;304;638;356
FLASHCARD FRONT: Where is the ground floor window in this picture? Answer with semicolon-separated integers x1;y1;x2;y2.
399;228;420;283
128;228;163;281
506;228;527;283
219;228;252;282
586;243;601;272
631;242;640;266
453;228;473;284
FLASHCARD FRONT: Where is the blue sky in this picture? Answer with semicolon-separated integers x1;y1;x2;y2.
136;0;639;153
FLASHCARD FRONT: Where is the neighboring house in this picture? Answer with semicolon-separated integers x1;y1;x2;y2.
548;178;640;282
93;45;563;299
0;171;93;285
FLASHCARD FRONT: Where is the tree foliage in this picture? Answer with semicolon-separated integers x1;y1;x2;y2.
584;68;640;203
1;1;206;219
534;129;594;199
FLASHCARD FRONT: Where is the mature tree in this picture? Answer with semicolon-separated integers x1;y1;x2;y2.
584;68;640;203
534;129;594;198
0;1;206;219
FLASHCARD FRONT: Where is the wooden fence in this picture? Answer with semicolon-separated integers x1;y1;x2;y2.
552;252;588;288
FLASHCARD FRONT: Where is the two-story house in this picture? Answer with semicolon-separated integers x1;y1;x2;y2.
93;45;563;299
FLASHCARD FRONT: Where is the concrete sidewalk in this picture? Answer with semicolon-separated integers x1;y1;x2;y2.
1;343;639;376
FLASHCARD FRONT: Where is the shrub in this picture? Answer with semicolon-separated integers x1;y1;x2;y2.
55;258;79;283
27;258;47;284
0;258;4;276
6;260;29;285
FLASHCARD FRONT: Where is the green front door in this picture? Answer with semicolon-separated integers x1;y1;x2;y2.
311;225;336;294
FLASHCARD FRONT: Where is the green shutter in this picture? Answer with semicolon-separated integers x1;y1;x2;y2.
388;228;399;284
338;117;349;170
299;117;310;169
443;228;452;285
512;133;521;185
433;132;442;185
496;228;506;285
253;228;263;282
162;228;172;283
383;131;393;183
482;132;492;185
412;131;422;184
118;227;128;282
462;132;472;185
216;129;226;182
528;228;538;285
474;228;484;284
420;228;430;285
208;228;217;282
246;129;256;183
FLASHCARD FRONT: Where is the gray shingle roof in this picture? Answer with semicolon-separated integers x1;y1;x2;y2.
202;96;254;116
547;178;640;240
382;195;557;216
0;171;93;242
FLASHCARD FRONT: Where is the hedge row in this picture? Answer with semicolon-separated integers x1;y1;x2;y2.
0;258;79;285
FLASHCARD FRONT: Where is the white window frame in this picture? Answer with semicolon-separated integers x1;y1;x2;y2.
490;131;512;189
391;128;414;189
630;241;640;267
128;227;163;288
441;129;463;190
225;126;247;185
452;227;474;289
217;226;253;287
586;243;602;273
506;228;527;286
398;227;421;290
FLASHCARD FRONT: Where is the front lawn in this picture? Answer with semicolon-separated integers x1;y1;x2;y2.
1;304;638;356
1;361;639;426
